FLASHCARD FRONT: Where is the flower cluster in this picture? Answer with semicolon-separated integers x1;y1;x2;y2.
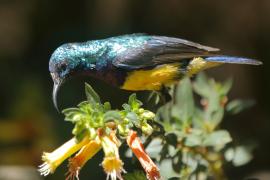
39;74;254;180
39;83;160;180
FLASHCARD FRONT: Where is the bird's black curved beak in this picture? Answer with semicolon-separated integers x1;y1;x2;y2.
51;73;63;112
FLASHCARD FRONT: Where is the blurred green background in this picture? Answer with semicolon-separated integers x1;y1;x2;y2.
0;0;269;179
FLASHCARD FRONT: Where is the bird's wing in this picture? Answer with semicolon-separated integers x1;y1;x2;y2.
112;36;220;70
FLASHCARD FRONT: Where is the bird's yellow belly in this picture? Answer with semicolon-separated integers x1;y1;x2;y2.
121;63;180;91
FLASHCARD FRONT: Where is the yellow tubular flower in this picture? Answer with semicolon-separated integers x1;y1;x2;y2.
66;138;102;180
101;131;125;180
39;137;90;176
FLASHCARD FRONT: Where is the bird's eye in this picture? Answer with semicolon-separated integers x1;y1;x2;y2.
60;63;67;71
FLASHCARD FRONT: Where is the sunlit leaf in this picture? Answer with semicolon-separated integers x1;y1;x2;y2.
145;138;163;159
122;103;131;111
193;73;211;98
232;146;253;166
103;102;111;111
207;108;224;129
77;101;89;108
126;112;139;125
158;159;180;179
203;130;232;150
220;78;233;95
185;134;202;147
85;83;101;104
128;93;143;110
172;77;194;123
156;103;172;123
226;99;255;115
103;110;121;122
62;108;85;122
224;148;235;162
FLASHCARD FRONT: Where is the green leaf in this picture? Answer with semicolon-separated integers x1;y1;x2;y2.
145;138;163;159
62;108;81;115
172;150;183;172
122;103;131;111
123;171;147;180
85;83;101;104
192;108;205;128
224;148;235;162
226;99;255;115
103;110;121;122
126;112;139;125
203;130;232;150
103;102;111;111
185;134;202;147
128;93;142;110
220;78;233;95
75;129;88;142
72;123;88;141
128;93;137;105
232;146;253;166
203;85;225;129
78;101;89;107
62;108;85;122
158;159;180;179
172;77;194;122
193;73;211;98
156;103;172;123
208;108;224;129
77;101;91;112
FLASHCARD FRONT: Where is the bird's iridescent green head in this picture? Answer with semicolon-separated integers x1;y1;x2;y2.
49;42;98;110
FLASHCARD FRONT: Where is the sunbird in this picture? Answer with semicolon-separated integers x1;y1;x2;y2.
49;34;262;109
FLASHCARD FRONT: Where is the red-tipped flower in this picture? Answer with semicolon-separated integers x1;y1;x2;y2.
66;138;102;180
127;130;160;180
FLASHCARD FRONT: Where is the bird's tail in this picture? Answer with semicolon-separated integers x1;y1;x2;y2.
205;56;262;65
